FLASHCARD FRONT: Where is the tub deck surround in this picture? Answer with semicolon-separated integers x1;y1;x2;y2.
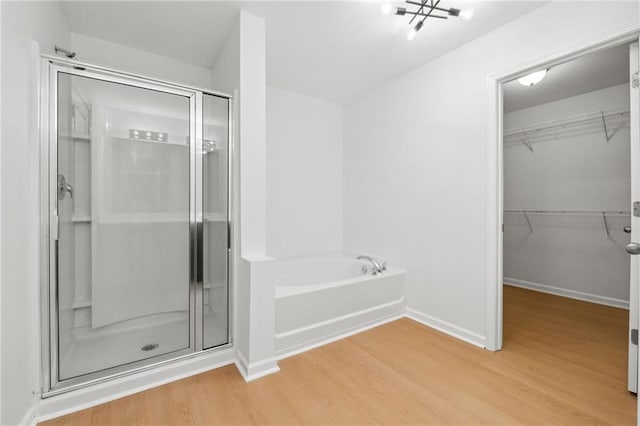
234;255;279;382
273;254;407;358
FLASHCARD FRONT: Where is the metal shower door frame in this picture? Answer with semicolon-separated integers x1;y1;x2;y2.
39;56;233;396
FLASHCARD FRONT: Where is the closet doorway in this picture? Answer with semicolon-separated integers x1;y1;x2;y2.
501;41;639;394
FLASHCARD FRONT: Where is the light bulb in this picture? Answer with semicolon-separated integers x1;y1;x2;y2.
381;2;392;15
460;9;474;20
407;29;417;41
518;69;548;87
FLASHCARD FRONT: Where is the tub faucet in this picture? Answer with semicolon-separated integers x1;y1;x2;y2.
357;255;386;275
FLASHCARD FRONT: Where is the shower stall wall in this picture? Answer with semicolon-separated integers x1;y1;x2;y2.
41;57;232;394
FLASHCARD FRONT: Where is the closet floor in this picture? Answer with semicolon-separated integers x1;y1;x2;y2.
42;286;635;425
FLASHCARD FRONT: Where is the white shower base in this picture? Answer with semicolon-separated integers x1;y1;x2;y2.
59;308;228;380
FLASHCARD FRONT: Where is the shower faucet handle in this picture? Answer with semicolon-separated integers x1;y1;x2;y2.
57;174;74;200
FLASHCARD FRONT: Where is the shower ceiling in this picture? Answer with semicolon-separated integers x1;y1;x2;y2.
60;1;548;104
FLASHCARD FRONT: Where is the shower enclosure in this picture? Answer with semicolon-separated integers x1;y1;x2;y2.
41;57;231;394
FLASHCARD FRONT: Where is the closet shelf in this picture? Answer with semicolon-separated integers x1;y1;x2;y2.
504;107;630;148
504;209;630;216
504;209;630;238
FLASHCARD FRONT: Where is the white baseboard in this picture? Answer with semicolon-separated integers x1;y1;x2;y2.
275;311;405;360
504;278;629;309
405;308;486;348
234;351;280;382
37;348;236;423
20;400;38;426
275;307;486;359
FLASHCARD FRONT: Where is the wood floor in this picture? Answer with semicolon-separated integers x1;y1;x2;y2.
43;286;636;425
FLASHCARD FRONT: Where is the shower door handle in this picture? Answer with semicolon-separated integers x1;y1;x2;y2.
626;242;640;255
57;174;74;200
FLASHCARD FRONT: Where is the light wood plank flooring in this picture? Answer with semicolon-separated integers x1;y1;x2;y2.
43;286;636;425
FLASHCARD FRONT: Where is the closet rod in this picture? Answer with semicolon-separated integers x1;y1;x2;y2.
504;210;629;237
503;107;630;139
504;209;630;217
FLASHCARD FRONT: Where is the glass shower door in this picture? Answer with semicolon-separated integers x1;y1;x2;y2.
202;94;230;349
55;72;193;381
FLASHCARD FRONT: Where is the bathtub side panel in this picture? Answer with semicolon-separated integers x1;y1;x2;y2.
275;272;405;355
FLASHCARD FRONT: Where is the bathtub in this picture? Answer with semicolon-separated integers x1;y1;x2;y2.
274;254;406;357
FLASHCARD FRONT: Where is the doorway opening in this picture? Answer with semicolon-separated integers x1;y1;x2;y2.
501;39;635;385
494;40;639;420
485;31;640;424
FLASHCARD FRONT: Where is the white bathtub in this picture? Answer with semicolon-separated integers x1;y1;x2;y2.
274;255;406;357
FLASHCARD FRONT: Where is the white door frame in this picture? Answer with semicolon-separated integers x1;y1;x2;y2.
485;22;640;352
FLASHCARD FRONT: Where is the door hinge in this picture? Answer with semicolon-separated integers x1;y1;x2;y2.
634;202;640;218
633;72;639;89
632;329;638;346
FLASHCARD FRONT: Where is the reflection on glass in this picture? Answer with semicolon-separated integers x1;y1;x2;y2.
202;94;230;349
57;73;191;380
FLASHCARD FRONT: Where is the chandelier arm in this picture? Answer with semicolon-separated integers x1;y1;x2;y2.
405;0;452;14
408;0;429;25
418;0;441;27
404;10;448;19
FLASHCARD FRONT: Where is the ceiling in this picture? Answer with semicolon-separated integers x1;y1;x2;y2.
61;1;548;105
503;44;630;112
60;1;240;68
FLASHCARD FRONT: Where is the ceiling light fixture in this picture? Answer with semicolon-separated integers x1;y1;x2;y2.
388;0;473;40
407;20;423;40
129;129;169;142
518;69;548;87
381;2;393;15
459;9;474;20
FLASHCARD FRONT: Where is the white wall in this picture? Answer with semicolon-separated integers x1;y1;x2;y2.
1;2;70;424
212;10;278;379
266;87;343;258
238;12;268;260
504;84;630;304
70;32;212;89
0;2;3;422
343;2;639;344
212;9;268;259
211;15;240;96
212;12;248;360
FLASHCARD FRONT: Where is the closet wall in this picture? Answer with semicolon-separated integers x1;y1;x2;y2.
503;83;631;306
